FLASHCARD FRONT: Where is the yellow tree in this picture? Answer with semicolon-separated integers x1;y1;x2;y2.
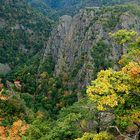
87;29;140;134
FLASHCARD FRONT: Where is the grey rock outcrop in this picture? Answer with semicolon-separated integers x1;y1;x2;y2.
42;6;140;100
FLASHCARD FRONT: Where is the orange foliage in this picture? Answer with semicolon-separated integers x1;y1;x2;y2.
0;126;7;140
122;62;140;77
8;120;29;140
0;84;3;90
0;89;8;101
0;120;29;140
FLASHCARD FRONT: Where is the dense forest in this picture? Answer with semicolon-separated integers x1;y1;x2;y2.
0;0;140;140
27;0;139;19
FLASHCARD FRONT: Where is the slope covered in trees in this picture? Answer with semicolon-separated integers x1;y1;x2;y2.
27;0;139;19
0;0;53;70
1;30;140;140
0;0;140;140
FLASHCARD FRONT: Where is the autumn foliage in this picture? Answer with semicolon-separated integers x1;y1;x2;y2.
0;119;29;140
87;30;140;130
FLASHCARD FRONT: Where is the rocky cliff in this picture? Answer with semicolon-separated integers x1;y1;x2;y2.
42;5;140;99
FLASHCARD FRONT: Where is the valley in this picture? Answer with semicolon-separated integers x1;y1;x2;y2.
0;0;140;139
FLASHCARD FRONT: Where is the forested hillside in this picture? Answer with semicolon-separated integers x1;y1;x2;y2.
0;0;140;140
28;0;139;19
0;0;53;70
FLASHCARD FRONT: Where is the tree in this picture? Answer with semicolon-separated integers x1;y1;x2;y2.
87;29;140;139
75;132;114;140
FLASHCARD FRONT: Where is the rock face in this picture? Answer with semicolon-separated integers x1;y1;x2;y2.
0;63;11;75
42;5;140;99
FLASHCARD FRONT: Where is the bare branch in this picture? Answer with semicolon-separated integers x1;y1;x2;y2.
134;129;140;140
106;126;138;140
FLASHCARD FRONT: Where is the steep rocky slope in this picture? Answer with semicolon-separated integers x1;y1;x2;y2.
42;5;140;99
